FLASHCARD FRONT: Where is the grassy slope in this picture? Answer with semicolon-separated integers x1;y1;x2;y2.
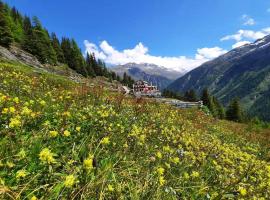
0;61;270;200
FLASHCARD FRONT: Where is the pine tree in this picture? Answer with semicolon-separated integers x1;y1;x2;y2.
122;72;128;85
111;71;117;80
184;90;197;102
101;60;109;77
213;96;225;119
0;1;13;47
30;17;57;64
9;7;24;44
91;54;102;76
97;59;104;76
61;37;72;64
85;52;96;77
201;88;214;113
22;16;34;52
61;38;87;76
226;98;243;122
70;39;87;76
116;75;121;82
23;16;57;64
51;32;65;63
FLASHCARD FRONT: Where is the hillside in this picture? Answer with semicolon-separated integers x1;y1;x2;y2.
112;63;183;90
1;61;270;199
167;35;270;121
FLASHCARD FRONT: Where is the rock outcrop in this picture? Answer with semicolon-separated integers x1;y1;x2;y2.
0;45;44;68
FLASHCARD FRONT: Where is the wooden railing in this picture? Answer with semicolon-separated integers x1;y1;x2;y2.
156;99;203;109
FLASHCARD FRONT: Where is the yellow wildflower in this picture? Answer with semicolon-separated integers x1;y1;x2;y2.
49;130;58;138
31;112;37;118
107;184;114;192
163;145;172;153
17;149;26;159
191;171;200;178
43;120;50;127
123;142;128;148
16;169;27;179
64;175;76;188
156;151;162;159
13;97;19;104
157;167;165;175
63;130;70;137
183;172;190;179
21;106;32;115
139;134;146;142
159;176;166;186
171;157;180;164
76;126;81;132
9;116;21;128
39;148;56;164
6;161;15;168
0;178;5;185
30;196;38;200
40;100;46;106
63;111;71;117
2;107;8;114
9;106;16;113
101;137;110;145
83;155;94;171
238;186;247;196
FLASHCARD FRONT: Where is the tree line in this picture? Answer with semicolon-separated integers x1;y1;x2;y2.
0;1;134;86
163;88;244;122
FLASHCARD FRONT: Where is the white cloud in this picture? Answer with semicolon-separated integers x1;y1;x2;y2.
242;15;255;26
195;47;227;60
84;41;106;60
232;41;251;49
221;28;270;42
84;40;227;72
262;27;270;33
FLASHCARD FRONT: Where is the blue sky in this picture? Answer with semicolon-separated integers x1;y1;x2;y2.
4;0;270;71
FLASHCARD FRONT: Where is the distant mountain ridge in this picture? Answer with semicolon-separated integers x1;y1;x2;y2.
167;35;270;121
112;63;183;90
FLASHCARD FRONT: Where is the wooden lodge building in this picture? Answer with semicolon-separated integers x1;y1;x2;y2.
132;80;161;97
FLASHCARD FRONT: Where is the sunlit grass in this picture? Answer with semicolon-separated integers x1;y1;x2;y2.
0;61;269;199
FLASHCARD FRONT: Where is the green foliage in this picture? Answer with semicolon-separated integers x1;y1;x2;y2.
51;32;65;63
22;16;34;52
201;88;214;112
70;39;87;75
226;98;243;122
200;89;227;120
61;37;87;75
30;17;57;65
85;52;96;77
183;89;197;102
9;7;24;43
162;89;183;100
213;97;225;119
122;72;134;88
247;117;270;132
0;2;13;47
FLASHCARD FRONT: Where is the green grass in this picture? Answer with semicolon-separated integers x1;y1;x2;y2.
0;61;270;200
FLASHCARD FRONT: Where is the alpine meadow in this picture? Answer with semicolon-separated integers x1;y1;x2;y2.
1;0;270;200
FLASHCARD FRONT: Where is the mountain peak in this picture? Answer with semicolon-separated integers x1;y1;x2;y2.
167;34;270;121
111;63;184;90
